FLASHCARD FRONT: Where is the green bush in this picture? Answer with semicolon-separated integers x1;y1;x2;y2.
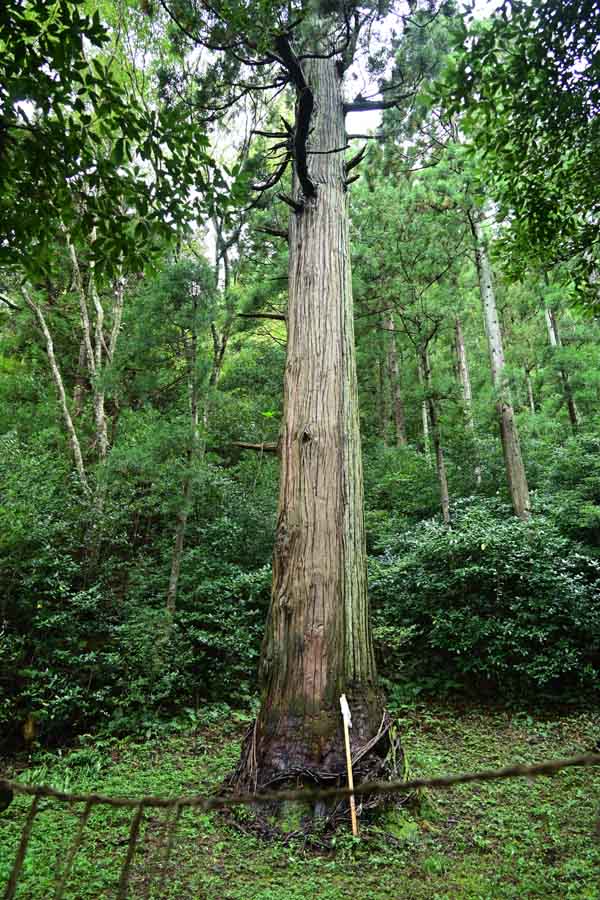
0;435;273;750
369;499;600;694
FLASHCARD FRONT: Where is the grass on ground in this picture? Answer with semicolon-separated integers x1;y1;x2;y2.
1;701;599;899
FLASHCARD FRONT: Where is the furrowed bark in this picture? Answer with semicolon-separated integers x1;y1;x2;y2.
234;56;385;796
470;211;530;520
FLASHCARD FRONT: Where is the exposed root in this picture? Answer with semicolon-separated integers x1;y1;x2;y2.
219;712;409;840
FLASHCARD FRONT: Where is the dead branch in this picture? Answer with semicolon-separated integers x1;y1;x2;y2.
345;145;367;174
277;193;304;214
255;226;288;241
232;441;279;453
237;312;286;321
274;35;316;200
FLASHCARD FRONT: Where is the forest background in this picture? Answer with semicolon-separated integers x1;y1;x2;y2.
1;0;600;758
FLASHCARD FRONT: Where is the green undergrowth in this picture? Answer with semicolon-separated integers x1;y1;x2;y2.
1;702;599;899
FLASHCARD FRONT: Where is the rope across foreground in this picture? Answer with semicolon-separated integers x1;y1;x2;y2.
2;751;600;899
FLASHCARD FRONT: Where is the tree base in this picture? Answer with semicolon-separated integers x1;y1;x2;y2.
222;711;407;839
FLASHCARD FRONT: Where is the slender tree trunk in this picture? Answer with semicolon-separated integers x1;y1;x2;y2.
377;354;388;445
235;57;384;793
22;288;89;494
108;277;125;363
89;276;109;462
421;346;450;525
205;226;235;430
454;316;481;486
167;303;201;616
67;237;110;465
67;237;124;461
454;317;474;423
525;367;536;415
384;314;407;447
73;337;88;417
417;359;432;464
544;306;580;432
469;211;530;520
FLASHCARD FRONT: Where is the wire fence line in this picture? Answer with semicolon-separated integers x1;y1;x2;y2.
2;751;600;899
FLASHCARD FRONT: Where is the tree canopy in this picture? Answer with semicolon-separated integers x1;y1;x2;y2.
443;0;600;294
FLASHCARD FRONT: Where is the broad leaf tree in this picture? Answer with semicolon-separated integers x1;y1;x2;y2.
0;0;214;278
443;0;600;296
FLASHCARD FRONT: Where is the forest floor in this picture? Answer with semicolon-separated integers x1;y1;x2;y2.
1;701;599;899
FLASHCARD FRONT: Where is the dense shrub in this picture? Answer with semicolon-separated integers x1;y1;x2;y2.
370;499;600;694
4;422;600;752
537;433;600;550
0;435;273;751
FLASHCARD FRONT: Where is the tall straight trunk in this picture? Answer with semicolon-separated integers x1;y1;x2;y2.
205;226;235;431
417;359;432;464
469;211;530;520
384;314;407;446
525;367;536;415
377;355;389;445
90;276;109;461
454;317;474;423
421;347;450;525
167;311;200;617
22;289;89;495
73;337;88;417
237;57;383;790
454;316;481;486
544;306;580;431
67;237;109;463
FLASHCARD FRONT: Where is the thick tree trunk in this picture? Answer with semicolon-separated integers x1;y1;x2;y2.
544;306;580;432
454;316;481;486
421;347;450;525
235;58;385;796
384;314;408;447
469;211;530;520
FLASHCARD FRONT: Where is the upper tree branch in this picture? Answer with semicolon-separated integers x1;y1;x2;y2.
344;93;414;113
251;155;292;192
255;225;289;241
0;292;21;311
237;312;287;321
274;34;316;200
345;145;367;174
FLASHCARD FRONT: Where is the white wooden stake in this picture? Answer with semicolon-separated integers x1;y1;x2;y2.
340;693;359;837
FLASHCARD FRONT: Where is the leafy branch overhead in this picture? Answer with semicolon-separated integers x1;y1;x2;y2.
0;0;216;278
440;0;600;296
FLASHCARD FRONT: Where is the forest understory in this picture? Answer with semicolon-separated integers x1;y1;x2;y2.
2;702;599;899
